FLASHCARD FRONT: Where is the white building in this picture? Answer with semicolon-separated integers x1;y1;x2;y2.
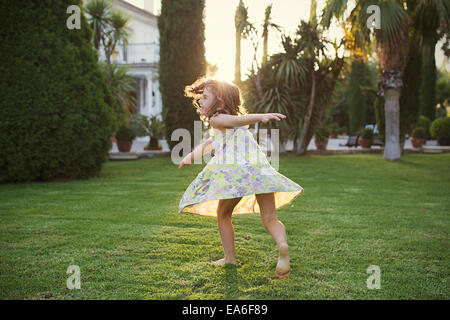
97;0;163;143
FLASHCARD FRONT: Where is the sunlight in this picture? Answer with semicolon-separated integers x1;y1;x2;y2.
126;0;345;83
126;0;449;78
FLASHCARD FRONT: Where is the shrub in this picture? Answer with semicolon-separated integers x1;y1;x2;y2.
0;0;116;183
415;115;431;135
411;127;427;139
359;128;374;140
430;117;450;139
115;126;136;141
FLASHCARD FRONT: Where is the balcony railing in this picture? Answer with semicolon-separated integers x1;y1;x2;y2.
112;42;159;65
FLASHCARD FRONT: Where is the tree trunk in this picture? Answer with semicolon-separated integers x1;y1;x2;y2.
296;71;316;154
262;30;268;65
234;29;241;83
383;88;402;160
253;70;264;101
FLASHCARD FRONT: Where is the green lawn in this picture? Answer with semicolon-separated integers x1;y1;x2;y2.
1;153;449;299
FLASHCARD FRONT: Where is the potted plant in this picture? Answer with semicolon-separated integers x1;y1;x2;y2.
115;125;136;152
359;128;373;148
430;116;450;146
144;116;165;150
128;114;166;150
314;125;330;150
415;115;431;140
410;127;427;148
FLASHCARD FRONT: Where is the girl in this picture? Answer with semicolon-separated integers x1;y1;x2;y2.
178;78;304;278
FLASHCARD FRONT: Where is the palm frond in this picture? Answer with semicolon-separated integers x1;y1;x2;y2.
320;0;349;29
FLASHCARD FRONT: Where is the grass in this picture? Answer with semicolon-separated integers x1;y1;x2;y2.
0;153;449;299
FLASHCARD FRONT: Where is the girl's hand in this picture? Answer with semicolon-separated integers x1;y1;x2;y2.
178;155;192;169
261;113;287;124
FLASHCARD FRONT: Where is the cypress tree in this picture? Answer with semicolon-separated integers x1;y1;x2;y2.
420;41;437;121
158;0;206;151
0;0;116;182
400;32;423;140
346;60;368;133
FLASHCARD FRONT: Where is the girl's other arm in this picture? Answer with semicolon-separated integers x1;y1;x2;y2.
210;113;286;128
178;137;213;168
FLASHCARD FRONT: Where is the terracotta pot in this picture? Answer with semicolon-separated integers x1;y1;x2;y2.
359;138;372;148
411;138;426;148
111;136;117;143
330;133;338;139
117;140;133;152
315;137;328;150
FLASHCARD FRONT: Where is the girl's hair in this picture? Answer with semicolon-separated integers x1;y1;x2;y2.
184;77;248;125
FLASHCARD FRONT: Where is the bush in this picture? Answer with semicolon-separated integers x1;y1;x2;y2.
359;128;374;140
430;117;450;139
0;0;116;183
415;115;431;136
115;126;136;141
411;127;427;139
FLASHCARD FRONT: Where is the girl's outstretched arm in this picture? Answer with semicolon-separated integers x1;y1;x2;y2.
210;113;286;128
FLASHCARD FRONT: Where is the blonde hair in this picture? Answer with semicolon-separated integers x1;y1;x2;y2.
184;77;248;125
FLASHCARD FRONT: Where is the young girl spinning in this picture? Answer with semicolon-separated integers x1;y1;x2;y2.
178;78;304;279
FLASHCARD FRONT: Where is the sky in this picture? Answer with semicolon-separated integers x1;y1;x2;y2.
127;0;449;82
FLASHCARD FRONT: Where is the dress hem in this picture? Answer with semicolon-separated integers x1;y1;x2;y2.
179;188;304;218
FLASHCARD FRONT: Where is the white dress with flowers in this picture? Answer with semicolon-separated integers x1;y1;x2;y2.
178;124;304;217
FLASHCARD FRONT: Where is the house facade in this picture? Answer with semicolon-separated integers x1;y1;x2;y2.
101;0;162;143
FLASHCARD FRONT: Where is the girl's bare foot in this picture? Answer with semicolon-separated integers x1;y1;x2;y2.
210;258;237;267
275;243;290;278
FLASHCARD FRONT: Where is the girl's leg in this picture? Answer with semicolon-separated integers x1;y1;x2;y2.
255;192;290;278
211;197;242;267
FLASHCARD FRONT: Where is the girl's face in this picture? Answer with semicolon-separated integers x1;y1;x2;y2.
198;87;215;115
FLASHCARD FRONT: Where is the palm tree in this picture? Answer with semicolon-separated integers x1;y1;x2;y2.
86;0;134;128
102;11;131;67
234;0;254;84
85;0;112;51
322;0;410;160
242;23;344;153
85;0;131;81
261;4;281;66
100;62;137;127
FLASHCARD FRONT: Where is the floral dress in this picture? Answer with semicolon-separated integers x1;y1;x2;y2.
178;124;304;217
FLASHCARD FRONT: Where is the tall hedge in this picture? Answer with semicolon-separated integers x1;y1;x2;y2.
346;60;372;133
158;0;206;151
0;0;116;182
420;41;437;121
400;33;423;138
